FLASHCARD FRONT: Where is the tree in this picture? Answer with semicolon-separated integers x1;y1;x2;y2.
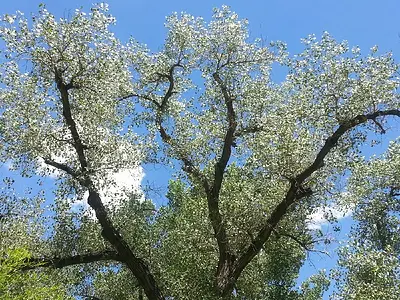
332;141;400;299
0;4;399;299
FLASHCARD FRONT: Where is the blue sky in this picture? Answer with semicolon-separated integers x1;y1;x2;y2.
1;1;399;298
3;0;400;52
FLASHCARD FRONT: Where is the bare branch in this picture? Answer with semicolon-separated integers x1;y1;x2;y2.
118;93;161;109
372;118;386;134
272;229;330;256
43;158;77;177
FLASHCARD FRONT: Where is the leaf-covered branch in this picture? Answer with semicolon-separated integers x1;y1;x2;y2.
21;250;123;270
146;63;211;192
231;109;400;290
211;72;237;199
54;71;164;300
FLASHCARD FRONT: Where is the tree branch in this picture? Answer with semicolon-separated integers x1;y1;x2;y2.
224;109;400;295
158;122;210;192
372;118;386;134
55;70;164;300
272;229;329;256
43;158;77;177
151;64;211;192
159;63;182;112
22;250;123;270
211;72;238;290
118;93;161;109
211;72;237;199
153;67;239;292
54;68;88;172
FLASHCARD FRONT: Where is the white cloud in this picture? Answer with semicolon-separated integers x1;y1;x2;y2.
34;126;145;214
306;204;352;230
98;167;145;205
70;167;145;218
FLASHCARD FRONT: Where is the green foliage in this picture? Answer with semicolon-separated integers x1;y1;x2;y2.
0;248;70;300
298;271;330;300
